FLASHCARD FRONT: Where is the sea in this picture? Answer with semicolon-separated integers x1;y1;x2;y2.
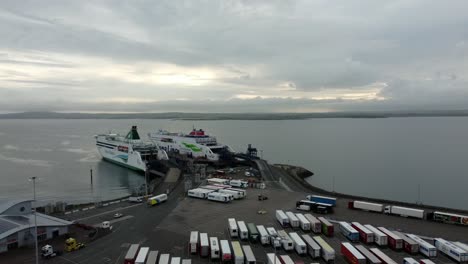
0;118;467;210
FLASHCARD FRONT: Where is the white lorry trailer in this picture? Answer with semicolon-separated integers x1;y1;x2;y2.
189;231;199;254
256;225;269;245
228;218;238;237
219;189;243;199
200;233;209;257
405;234;437;258
220;240;232;262
231;241;244;264
348;201;384;212
364;224;388;247
285;211;299;228
295;213;311;231
434;238;468;263
266;227;282;248
277;230;294;251
276;210;289;227
237;221;249;240
289;232;307;255
242;245;256;264
313;236;335;263
266;253;280;264
187;188;214;199
384;206;425;219
207;192;233;203
210;237;220;259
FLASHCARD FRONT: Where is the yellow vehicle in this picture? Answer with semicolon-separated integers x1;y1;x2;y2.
65;238;86;252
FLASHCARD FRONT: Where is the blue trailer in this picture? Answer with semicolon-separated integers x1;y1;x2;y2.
339;222;359;242
307;195;337;207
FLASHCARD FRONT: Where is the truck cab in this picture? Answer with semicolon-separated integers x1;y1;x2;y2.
384;206;391;214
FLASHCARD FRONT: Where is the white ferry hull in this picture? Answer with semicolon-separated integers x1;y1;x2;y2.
97;144;147;172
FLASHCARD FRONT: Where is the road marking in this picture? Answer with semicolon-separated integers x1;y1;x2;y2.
92;215;134;227
58;256;81;264
75;203;142;221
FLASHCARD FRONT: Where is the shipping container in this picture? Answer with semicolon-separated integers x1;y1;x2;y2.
434;238;468;263
231;241;244;264
289;232;307;255
229;179;248;188
267;227;282;248
256;225;270;245
210;237;220;259
364;225;388;247
405;234;437;258
279;255;295;264
158;254;170;264
355;245;382;264
301;234;321;258
277;230;294;251
227;188;247;197
220;240;232;262
238;221;249;240
247;223;259;242
286;212;300;228
339;222;359;242
384;206;425;219
187;188;214;199
313;236;335;263
392;231;419;254
219;189;244;199
351;222;374;244
369;248;397;264
341;242;366;264
207;192;233;203
304;214;322;233
348;201;384;213
207;178;230;185
296;213;311;231
125;244;141;264
135;247;149;264
267;253;281;264
432;211;468;226
228;218;238;238
242;245;256;264
377;227;402;250
307;195;337;206
189;231;199;254
146;251;159;264
318;217;334;236
200;233;209;257
419;259;436;264
276;210;290;227
403;258;419;264
170;257;181;264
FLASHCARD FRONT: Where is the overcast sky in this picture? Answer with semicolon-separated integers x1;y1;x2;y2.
0;0;467;113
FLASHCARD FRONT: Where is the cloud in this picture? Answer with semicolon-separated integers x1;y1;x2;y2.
0;1;467;112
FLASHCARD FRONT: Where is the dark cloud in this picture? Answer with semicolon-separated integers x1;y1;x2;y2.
0;1;467;112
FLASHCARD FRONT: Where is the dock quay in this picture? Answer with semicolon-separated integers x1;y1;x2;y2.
1;158;467;264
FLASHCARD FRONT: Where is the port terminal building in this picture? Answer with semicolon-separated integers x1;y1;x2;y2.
0;199;72;253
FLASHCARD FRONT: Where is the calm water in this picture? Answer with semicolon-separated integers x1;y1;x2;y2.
0;118;467;210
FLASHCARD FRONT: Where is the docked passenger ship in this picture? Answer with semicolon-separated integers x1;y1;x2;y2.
148;128;233;161
95;126;168;172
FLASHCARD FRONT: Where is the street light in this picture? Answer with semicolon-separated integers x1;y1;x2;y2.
29;176;39;264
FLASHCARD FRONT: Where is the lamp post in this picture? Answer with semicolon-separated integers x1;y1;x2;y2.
145;164;149;197
29;176;38;264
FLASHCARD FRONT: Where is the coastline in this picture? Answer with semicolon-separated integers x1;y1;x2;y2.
274;163;468;215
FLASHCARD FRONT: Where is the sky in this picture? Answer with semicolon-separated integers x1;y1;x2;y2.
0;0;468;113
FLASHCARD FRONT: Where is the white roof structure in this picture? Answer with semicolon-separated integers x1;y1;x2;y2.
0;200;72;240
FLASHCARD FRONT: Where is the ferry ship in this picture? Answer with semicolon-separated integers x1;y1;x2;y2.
148;128;233;161
95;126;168;172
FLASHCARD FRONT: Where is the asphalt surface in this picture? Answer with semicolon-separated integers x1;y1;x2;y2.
2;162;467;264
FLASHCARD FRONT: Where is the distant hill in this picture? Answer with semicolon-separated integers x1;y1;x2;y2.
1;110;468;120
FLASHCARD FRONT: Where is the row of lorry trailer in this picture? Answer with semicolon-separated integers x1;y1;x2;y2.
296;195;468;226
225;217;336;263
275;209;468;264
123;244;191;264
187;184;247;202
347;200;468;226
